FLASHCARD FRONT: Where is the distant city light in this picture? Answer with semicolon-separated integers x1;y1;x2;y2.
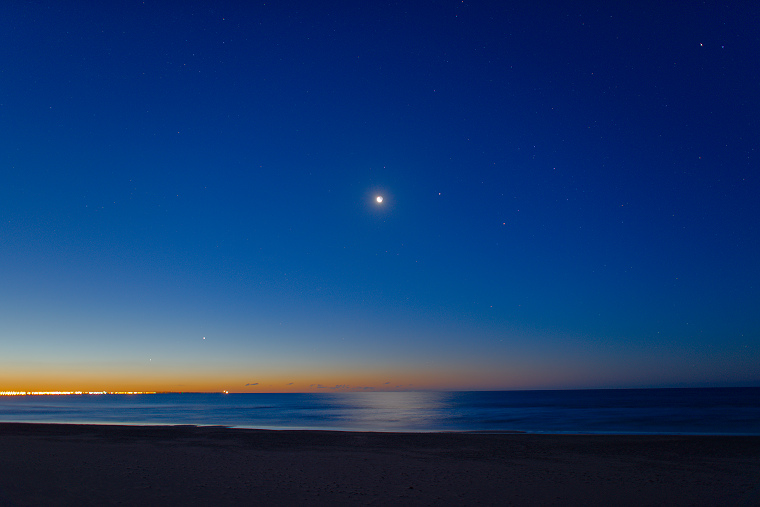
0;391;158;396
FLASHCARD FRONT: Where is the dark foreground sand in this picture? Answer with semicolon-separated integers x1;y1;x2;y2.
0;424;758;506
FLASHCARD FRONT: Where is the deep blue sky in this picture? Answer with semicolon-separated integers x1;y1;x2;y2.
1;1;758;392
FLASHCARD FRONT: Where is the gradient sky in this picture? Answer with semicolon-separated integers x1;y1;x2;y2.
1;1;758;392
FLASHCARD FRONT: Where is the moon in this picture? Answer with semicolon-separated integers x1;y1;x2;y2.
376;196;383;203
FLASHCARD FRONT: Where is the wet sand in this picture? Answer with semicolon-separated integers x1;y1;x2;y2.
0;423;758;506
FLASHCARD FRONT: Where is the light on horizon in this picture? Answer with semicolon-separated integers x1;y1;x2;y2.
0;391;158;396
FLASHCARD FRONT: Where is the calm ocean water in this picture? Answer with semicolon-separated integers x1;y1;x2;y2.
0;388;758;434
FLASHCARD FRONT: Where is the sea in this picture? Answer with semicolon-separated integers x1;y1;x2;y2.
0;388;758;435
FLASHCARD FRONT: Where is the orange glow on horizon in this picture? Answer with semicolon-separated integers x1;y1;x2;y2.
0;358;604;393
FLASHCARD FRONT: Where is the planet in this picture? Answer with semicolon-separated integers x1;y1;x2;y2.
376;196;383;203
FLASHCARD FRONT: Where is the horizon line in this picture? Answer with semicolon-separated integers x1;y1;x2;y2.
2;385;758;396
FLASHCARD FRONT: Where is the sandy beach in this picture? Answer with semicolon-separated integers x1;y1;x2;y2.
0;423;758;506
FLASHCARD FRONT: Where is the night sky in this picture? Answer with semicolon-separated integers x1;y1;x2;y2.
2;1;758;392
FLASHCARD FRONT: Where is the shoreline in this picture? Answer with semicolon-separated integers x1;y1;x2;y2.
1;423;759;506
3;420;759;436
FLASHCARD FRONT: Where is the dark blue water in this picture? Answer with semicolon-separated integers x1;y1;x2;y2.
0;388;758;434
